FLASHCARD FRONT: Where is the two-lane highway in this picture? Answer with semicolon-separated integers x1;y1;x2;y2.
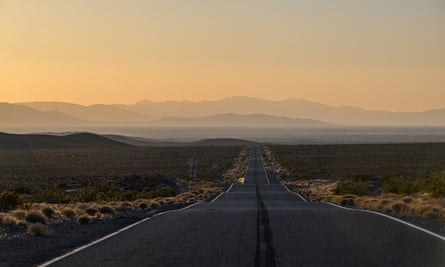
43;146;445;267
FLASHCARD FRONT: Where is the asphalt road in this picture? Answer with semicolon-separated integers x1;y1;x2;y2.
46;146;445;267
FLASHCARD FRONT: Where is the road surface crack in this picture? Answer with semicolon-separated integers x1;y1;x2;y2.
255;184;277;267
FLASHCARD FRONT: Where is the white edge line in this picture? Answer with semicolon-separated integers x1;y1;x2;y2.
211;192;224;203
225;183;234;193
210;183;234;203
324;202;445;242
283;185;308;202
38;202;202;267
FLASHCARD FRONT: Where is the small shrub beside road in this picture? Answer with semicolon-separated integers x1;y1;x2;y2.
61;208;77;219
27;223;48;236
25;211;48;224
77;215;90;224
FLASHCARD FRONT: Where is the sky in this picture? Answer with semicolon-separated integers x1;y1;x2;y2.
0;0;444;111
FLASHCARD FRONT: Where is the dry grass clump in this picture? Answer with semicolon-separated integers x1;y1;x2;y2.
12;210;27;220
138;202;148;210
98;206;115;215
376;199;390;210
284;177;445;220
27;223;48;236
403;197;413;204
25;211;48;224
116;202;133;212
3;189;217;228
288;180;337;199
178;192;194;202
171;185;223;204
422;208;440;219
77;203;89;210
340;195;356;207
76;215;90;224
5;186;228;228
414;205;441;219
323;195;342;203
85;207;98;216
356;198;379;210
323;192;444;220
41;207;56;218
0;213;18;227
61;208;77;219
390;202;410;216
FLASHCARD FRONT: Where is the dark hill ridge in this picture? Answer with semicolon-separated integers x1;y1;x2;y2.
104;135;254;147
190;138;256;146
0;132;252;148
103;134;182;147
0;132;132;149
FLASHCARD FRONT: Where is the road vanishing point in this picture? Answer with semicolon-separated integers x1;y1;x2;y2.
43;146;445;267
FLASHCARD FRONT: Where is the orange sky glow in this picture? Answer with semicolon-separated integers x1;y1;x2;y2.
1;0;444;111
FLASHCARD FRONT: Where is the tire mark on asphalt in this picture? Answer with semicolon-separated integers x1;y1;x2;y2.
254;154;277;267
255;190;277;267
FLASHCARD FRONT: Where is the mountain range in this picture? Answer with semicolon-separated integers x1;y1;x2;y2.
0;103;87;127
1;96;444;127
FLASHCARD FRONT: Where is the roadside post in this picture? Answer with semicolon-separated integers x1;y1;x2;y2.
187;158;198;192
